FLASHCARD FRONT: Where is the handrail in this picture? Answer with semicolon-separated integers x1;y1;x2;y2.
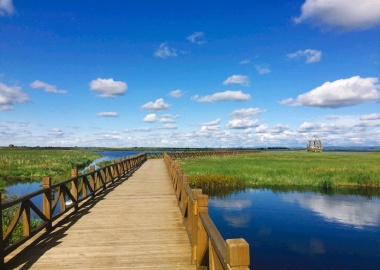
0;153;147;266
164;152;250;270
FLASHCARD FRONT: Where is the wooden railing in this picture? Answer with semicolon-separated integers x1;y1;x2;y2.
168;150;260;160
0;153;147;266
164;153;250;270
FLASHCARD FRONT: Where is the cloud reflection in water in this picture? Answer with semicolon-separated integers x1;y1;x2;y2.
282;193;380;228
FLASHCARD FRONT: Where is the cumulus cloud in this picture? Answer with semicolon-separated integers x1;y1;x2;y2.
294;0;380;30
287;49;322;63
89;78;127;98
223;75;249;86
279;98;294;105
0;83;29;111
97;112;119;117
284;76;380;108
141;98;170;111
230;108;266;118
159;114;176;123
255;65;271;74
30;80;67;94
168;89;184;98
192;90;251;102
360;113;380;121
227;119;259;129
271;124;290;134
255;124;269;133
186;31;206;44
202;118;221;126
154;43;177;59
201;125;221;131
159;124;178;129
0;0;15;16
143;113;159;123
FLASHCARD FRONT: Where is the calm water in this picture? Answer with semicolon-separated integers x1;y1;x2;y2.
209;189;380;270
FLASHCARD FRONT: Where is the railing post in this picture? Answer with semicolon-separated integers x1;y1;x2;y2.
0;193;4;267
118;158;122;178
190;189;202;264
42;176;52;232
90;166;95;197
71;169;79;210
22;200;31;237
196;194;208;268
226;239;250;269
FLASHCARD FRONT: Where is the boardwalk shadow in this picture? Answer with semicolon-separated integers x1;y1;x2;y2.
4;167;141;270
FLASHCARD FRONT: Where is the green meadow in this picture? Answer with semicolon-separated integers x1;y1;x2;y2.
0;148;101;194
178;151;380;193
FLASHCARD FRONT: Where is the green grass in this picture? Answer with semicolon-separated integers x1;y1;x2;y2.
0;148;101;193
178;152;380;192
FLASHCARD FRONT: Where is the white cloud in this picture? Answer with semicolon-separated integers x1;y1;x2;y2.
141;98;170;111
89;78;127;98
97;112;119;117
279;98;294;105
227;119;259;129
239;59;251;65
271;124;290;134
285;76;380;108
143;113;158;122
287;49;322;63
154;43;177;59
202;118;221;126
168;89;184;98
360;113;380;121
0;83;29;111
30;80;67;94
159;114;176;123
201;125;221;131
49;128;64;138
0;0;15;16
134;127;152;132
230;108;266;119
159;124;178;129
294;0;380;30
255;65;271;74
186;31;206;44
255;124;269;133
223;75;249;86
192;90;251;102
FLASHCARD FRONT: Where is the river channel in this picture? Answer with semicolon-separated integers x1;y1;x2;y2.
5;151;380;269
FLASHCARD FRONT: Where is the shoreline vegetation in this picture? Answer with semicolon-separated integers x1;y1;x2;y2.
178;151;380;196
0;148;101;195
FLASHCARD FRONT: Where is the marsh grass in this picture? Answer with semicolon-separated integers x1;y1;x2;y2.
178;152;380;192
0;149;101;192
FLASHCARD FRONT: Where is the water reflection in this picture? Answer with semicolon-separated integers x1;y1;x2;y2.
208;188;380;269
282;193;380;228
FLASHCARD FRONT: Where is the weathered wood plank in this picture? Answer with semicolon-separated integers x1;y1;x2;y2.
5;159;194;269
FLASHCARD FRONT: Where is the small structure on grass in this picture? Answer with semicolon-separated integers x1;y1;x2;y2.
307;135;323;152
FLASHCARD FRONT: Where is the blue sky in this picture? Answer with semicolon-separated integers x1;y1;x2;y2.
1;0;379;148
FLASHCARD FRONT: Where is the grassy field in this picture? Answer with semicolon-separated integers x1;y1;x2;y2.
0;148;101;193
178;151;380;193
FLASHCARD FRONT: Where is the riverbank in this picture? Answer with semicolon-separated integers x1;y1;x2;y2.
178;151;380;192
0;148;101;194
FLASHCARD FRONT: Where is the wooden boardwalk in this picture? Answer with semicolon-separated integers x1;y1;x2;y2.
5;159;195;269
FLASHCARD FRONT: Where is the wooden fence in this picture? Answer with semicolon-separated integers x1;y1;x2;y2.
0;153;147;266
164;153;250;270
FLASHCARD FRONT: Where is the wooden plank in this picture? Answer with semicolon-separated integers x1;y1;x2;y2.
5;159;194;270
